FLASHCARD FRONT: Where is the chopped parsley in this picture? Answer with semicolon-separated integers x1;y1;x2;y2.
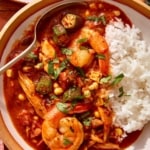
48;59;68;80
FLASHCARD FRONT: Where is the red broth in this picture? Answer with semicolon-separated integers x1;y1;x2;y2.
4;1;140;150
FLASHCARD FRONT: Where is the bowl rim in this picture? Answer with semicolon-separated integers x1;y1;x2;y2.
0;0;150;149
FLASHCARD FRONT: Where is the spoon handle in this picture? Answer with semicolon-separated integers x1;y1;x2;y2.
9;0;32;4
0;42;35;75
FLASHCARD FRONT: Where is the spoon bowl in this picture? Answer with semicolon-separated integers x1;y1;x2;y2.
0;1;87;75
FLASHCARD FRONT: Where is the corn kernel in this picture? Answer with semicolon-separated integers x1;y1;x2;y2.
89;3;97;10
53;82;59;88
18;93;25;101
23;66;32;72
6;69;14;78
54;87;63;95
83;90;91;98
115;128;123;136
88;70;102;82
33;116;39;121
88;82;99;90
113;10;121;16
85;10;90;17
94;111;100;118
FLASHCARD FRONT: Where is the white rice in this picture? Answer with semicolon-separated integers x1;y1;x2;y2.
105;19;150;133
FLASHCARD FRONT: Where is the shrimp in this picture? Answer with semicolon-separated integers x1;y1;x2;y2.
68;26;109;75
18;71;47;118
18;72;84;150
42;104;84;150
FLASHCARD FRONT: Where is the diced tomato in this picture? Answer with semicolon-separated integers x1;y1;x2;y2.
69;103;92;114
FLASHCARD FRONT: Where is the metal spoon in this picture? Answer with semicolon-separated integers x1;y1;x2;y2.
0;1;87;75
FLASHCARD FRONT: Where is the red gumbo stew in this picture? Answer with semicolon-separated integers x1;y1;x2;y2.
4;1;140;150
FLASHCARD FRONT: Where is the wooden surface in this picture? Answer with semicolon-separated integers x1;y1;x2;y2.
0;2;25;149
0;0;25;30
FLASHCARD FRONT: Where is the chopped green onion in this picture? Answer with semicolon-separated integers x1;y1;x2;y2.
96;54;106;60
56;102;69;114
25;51;38;61
83;117;92;126
118;86;124;97
77;38;88;43
100;15;106;25
100;75;112;84
62;48;73;56
86;16;100;22
111;73;124;85
86;15;107;25
48;59;68;80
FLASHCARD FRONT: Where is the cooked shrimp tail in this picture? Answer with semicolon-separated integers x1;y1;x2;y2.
68;26;110;75
42;104;84;150
18;71;47;118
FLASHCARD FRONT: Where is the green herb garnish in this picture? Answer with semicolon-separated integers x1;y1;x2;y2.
100;15;106;25
56;102;69;114
111;73;124;85
25;51;38;61
100;75;112;84
86;15;107;25
86;16;101;22
96;54;106;60
77;38;88;43
48;59;68;80
118;86;124;97
62;48;73;56
63;137;73;146
83;117;93;126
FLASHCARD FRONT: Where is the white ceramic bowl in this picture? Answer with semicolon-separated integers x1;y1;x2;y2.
0;0;150;149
